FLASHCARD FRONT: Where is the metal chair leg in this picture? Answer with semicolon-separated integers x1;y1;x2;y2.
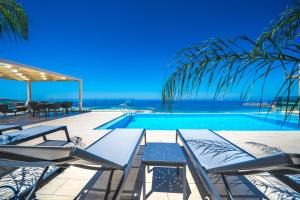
104;170;114;200
221;174;234;200
25;166;49;200
143;164;146;200
183;165;187;200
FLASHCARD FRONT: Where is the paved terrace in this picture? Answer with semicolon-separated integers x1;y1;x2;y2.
14;111;300;199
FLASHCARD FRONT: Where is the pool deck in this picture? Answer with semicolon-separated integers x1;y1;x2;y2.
14;111;300;199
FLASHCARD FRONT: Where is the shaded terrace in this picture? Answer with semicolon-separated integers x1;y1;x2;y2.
0;59;83;111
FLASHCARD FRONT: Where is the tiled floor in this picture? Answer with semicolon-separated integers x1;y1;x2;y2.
4;111;298;200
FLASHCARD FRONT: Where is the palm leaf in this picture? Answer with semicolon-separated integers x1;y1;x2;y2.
0;0;28;41
162;1;300;123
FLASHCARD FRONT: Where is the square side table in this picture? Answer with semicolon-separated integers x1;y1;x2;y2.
142;142;187;200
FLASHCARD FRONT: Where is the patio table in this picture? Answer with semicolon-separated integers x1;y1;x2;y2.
142;142;187;200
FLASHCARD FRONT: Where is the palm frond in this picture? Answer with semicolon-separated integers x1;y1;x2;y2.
0;0;28;41
162;1;300;123
162;36;300;107
256;0;300;50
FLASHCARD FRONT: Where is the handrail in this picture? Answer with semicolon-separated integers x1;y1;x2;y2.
119;103;133;117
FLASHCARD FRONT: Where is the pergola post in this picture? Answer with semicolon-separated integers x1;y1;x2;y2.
27;80;32;102
79;80;83;111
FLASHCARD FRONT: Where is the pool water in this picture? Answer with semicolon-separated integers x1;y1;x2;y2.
97;113;300;131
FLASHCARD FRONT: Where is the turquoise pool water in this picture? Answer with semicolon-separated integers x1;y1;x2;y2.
97;113;300;131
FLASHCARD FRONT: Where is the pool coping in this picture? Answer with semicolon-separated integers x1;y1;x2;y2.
93;114;126;130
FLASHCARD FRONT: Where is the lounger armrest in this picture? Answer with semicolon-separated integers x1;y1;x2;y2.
206;153;300;175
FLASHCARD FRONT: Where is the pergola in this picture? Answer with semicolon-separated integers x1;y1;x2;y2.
0;59;83;111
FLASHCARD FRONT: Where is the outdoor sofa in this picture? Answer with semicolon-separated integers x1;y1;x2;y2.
0;128;146;200
176;129;300;200
0;103;28;117
0;104;17;117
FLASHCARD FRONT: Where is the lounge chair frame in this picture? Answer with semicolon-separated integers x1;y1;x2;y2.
0;128;146;200
77;128;146;200
0;124;22;135
176;129;300;200
0;125;72;199
176;130;222;200
1;125;71;145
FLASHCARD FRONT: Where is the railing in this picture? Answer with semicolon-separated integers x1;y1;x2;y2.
119;103;133;117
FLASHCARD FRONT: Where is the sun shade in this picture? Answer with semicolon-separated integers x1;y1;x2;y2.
0;59;83;110
0;59;80;82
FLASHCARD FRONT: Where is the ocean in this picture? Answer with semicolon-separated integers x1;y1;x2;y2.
0;98;269;113
79;99;269;113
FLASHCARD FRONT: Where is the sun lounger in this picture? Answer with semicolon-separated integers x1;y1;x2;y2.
206;152;300;175
0;124;22;134
0;125;70;145
0;128;146;200
0;125;73;199
177;129;300;200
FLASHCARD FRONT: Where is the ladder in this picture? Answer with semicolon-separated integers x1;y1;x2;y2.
119;103;133;117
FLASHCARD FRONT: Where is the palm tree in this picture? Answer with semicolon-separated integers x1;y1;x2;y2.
162;1;300;121
0;0;28;41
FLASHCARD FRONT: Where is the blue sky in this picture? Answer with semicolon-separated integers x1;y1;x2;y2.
0;0;289;100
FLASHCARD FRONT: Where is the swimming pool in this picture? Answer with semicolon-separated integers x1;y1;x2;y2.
97;113;300;131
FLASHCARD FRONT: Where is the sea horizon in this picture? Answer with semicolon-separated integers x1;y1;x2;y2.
0;98;272;113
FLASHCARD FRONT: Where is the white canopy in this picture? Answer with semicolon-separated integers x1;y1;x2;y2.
0;59;82;111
